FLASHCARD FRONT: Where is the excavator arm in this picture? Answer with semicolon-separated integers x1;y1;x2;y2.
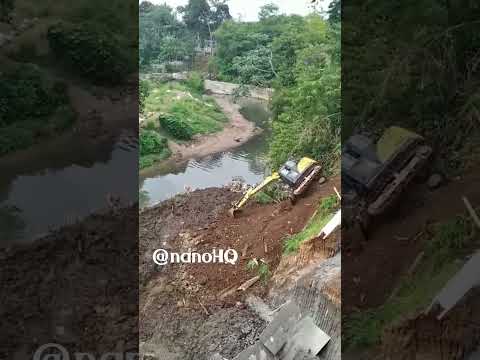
229;172;281;216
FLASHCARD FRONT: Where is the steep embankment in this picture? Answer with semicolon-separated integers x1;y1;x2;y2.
0;206;138;359
344;171;480;358
139;176;341;359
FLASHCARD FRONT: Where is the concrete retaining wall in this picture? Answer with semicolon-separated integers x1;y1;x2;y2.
141;73;273;101
204;80;273;101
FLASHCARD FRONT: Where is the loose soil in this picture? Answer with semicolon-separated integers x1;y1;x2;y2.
343;172;480;313
344;171;480;358
140;176;341;359
0;206;139;358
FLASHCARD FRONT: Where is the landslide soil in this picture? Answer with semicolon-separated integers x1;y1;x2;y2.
140;177;340;359
0;206;139;358
344;171;480;313
344;171;480;359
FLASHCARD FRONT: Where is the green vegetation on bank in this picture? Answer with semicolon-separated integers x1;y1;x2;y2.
213;6;341;171
1;0;137;157
143;79;227;139
47;22;134;85
139;75;228;168
139;129;171;169
0;64;75;156
283;194;339;254
343;0;480;174
344;215;476;350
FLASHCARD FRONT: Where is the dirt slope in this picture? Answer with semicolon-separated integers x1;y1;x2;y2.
0;206;138;358
344;172;480;312
140;176;340;359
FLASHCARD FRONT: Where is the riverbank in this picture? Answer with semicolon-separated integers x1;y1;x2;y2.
140;94;264;177
140;177;341;359
168;96;261;160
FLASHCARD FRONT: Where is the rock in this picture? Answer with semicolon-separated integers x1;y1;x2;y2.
427;173;443;189
234;137;242;142
318;176;326;184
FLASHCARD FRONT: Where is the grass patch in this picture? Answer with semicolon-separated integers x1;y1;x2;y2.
0;65;75;156
246;259;271;283
139;129;171;169
143;81;228;141
283;194;339;254
344;216;474;350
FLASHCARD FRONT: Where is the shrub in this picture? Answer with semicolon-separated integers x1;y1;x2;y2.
185;71;204;94
140;129;168;156
0;65;74;155
159;113;193;140
47;22;131;85
0;65;67;127
140;79;151;114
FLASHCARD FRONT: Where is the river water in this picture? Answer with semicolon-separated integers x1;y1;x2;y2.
0;98;269;245
139;98;271;208
0;128;138;246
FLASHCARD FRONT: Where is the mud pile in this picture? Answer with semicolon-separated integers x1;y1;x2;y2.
381;289;480;359
140;179;340;359
0;206;139;358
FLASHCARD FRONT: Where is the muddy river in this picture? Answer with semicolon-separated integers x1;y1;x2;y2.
139;98;271;208
0;98;269;245
0;128;138;246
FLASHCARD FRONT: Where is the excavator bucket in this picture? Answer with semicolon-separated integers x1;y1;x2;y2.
228;207;238;218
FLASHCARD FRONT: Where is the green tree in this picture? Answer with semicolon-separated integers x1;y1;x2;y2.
178;0;231;44
258;3;279;20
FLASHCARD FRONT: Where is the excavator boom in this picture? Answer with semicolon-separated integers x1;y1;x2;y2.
229;172;281;216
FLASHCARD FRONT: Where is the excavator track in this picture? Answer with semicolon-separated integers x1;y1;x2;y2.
293;165;322;196
368;145;432;216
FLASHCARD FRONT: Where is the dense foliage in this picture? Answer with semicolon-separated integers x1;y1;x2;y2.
343;0;480;173
139;129;171;169
139;0;231;70
214;11;341;170
159;113;194;140
0;65;74;155
47;22;133;85
140;2;194;68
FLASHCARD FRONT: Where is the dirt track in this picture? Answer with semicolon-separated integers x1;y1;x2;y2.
140;177;340;359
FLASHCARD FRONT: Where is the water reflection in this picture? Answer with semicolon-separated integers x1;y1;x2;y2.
139;98;271;208
0;130;138;245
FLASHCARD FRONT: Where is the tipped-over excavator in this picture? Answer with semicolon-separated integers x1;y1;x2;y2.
342;126;432;243
229;157;322;217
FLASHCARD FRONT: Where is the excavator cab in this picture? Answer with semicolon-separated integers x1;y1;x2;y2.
229;157;321;217
342;126;432;218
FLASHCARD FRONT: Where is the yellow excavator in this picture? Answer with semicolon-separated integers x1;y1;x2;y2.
229;157;322;216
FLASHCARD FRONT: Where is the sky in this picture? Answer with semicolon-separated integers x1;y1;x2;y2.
147;0;332;22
